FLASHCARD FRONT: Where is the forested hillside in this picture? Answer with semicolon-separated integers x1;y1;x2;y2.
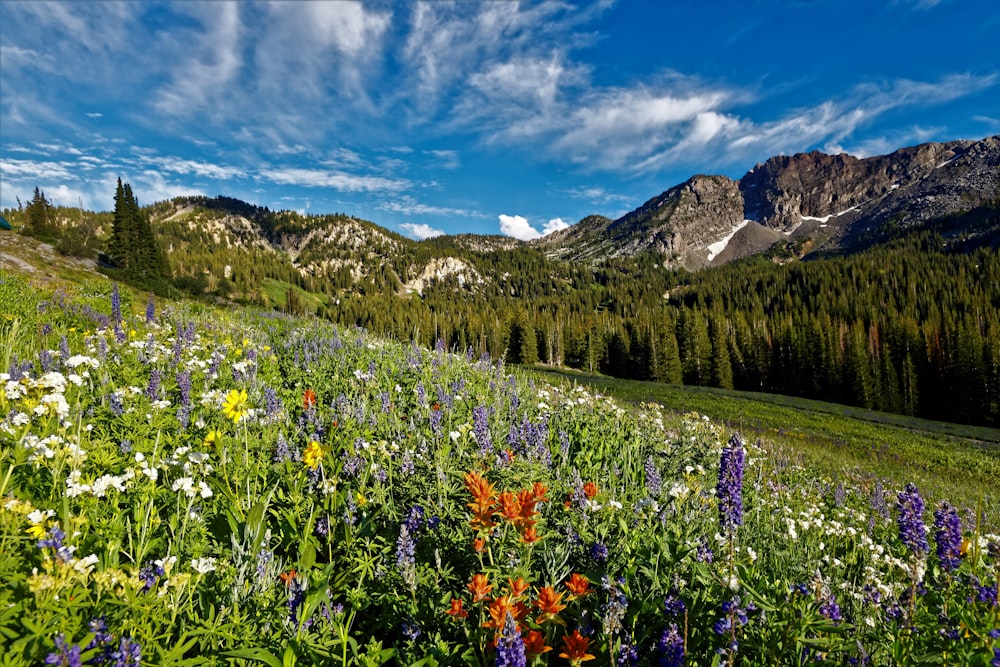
3;194;998;426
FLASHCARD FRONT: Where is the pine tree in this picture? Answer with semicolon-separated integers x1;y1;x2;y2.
107;179;169;283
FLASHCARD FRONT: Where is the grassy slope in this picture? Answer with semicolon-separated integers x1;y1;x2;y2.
531;366;1000;523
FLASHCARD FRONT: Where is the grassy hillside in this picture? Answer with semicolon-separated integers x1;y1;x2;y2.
1;268;998;665
532;367;1000;522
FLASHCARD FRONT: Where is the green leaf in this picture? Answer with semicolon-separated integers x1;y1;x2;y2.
223;648;283;667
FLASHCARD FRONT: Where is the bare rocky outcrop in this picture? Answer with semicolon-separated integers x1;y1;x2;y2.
539;135;999;268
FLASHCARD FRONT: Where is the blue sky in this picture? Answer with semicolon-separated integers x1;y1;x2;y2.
1;1;997;241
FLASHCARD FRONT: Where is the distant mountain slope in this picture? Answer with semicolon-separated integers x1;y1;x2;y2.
537;135;1000;268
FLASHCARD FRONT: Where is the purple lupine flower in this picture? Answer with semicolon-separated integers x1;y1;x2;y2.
658;623;685;667
344;495;357;527
404;506;425;536
138;560;165;591
870;480;890;522
274;434;295;463
590;542;609;563
176;370;191;407
39;349;54;373
415;382;426;406
559;430;570;459
288;578;306;626
396;524;416;592
716;434;745;534
617;631;639;667
663;590;686;617
145;294;155;323
263;386;281;419
896;483;928;555
111;284;121;323
645;455;662;497
316;515;330;538
833;483;847;508
973;577;998;606
58;336;70;365
109;392;124;416
429;409;442;436
109;636;142;667
435;338;445;353
495;611;526;667
379;391;391;414
45;634;82;667
400;450;414;476
119;439;132;454
992;647;999;667
87;617;113;648
402;618;421;641
819;593;843;623
473;405;492;455
145;369;161;401
255;550;272;581
934;501;963;574
38;526;73;562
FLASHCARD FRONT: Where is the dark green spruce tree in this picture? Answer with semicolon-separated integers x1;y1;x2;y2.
107;178;169;283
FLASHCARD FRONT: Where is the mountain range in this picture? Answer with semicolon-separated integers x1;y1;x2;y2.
537;134;1000;269
145;135;999;289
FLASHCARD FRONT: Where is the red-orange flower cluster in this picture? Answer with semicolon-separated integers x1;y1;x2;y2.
559;630;596;663
302;388;317;410
564;573;592;600
464;471;498;531
464;472;548;544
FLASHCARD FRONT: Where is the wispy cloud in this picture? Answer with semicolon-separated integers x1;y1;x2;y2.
400;222;445;240
380;196;485;218
153;3;243;118
260;168;409;193
424;150;460;170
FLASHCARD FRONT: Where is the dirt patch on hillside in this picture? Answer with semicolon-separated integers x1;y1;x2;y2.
0;232;104;287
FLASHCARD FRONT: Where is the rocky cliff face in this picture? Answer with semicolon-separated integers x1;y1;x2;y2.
540;135;999;267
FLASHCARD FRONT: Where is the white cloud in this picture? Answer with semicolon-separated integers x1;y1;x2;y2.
139;156;246;180
424;149;460;170
498;214;570;241
542;218;570;235
153;3;243;117
380;196;485;218
261;168;409;193
400;222;445;240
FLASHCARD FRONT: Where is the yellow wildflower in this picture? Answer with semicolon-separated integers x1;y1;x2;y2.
303;440;323;469
222;389;249;423
26;523;48;539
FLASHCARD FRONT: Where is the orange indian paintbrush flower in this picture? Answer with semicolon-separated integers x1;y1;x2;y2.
498;490;522;522
521;525;540;544
464;471;498;530
564;573;592;600
303;388;317;410
445;597;469;619
507;577;530;599
558;630;596;664
532;481;549;503
534;586;566;624
523;630;552;657
582;481;598;499
467;573;493;602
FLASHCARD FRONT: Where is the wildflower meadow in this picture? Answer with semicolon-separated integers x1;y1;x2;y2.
0;273;997;666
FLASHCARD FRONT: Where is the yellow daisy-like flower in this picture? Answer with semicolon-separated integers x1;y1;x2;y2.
26;523;48;540
203;430;221;447
222;389;249;423
303;440;324;469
